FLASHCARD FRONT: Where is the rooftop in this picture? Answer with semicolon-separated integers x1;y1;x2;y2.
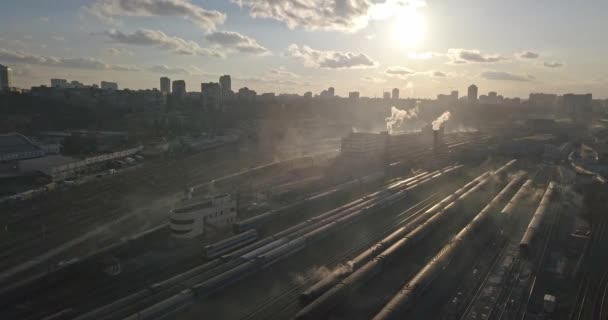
0;133;43;155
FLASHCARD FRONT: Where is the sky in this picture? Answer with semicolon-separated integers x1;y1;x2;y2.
0;0;607;99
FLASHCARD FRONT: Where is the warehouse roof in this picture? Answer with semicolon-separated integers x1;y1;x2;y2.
0;133;42;155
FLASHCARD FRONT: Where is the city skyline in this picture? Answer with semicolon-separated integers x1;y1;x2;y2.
1;1;607;98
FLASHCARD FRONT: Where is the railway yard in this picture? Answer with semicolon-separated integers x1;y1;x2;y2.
1;124;607;320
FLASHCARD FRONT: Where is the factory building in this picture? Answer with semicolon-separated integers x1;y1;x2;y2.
340;132;388;162
170;193;237;239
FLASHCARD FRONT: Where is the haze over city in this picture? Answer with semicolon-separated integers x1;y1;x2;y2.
3;2;608;320
1;0;607;97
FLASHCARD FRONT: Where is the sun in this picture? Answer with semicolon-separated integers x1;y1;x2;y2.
392;9;426;49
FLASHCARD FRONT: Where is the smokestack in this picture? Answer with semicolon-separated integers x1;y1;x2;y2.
433;130;439;150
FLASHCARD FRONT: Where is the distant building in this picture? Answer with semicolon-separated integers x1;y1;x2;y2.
468;84;478;102
71;80;85;88
328;87;335;97
100;81;118;91
383;92;391;99
437;91;458;105
392;88;400;100
219;75;231;94
259;92;276;101
349;91;360;99
160;77;171;94
529;93;557;107
170;194;237;238
201;82;222;109
238;87;256;101
51;78;68;88
0;65;12;91
304;91;313;99
172;80;186;98
564;93;593;125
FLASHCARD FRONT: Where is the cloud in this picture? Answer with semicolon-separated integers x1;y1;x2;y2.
86;0;225;31
0;47;134;71
386;66;448;79
481;71;533;82
519;51;539;59
544;61;564;68
386;66;415;77
147;65;216;77
233;0;426;32
235;76;302;87
361;76;387;83
52;36;67;42
111;64;141;71
205;31;269;55
148;65;190;74
269;67;300;78
106;47;133;56
102;29;223;57
288;44;377;69
448;48;506;64
407;51;439;60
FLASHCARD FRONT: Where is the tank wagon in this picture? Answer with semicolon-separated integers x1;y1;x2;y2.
519;181;557;255
371;173;525;320
295;161;518;320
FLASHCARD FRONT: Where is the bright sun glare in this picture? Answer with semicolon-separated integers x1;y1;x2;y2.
393;9;426;48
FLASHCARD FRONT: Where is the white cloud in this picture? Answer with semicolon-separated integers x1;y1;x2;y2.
106;47;133;56
386;66;415;76
288;44;377;69
52;36;67;42
448;48;506;64
519;51;539;59
102;29;223;57
481;71;533;82
86;0;226;31
233;0;426;32
205;31;270;55
147;65;216;77
407;52;439;60
0;47;135;71
544;61;564;68
269;67;300;78
386;66;448;79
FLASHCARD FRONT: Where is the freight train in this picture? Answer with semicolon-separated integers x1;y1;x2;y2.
371;173;526;320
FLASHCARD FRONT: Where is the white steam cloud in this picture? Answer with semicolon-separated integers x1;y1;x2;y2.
385;103;420;134
432;111;451;130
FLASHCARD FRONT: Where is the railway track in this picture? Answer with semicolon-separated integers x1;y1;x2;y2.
74;166;463;320
570;219;608;320
239;193;446;320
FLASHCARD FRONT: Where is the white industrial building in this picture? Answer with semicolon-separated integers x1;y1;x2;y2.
170;194;237;239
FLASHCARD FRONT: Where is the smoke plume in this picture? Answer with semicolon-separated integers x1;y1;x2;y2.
432;111;451;130
385;103;420;134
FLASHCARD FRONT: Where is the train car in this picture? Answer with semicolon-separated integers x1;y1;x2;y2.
204;229;258;259
519;182;557;256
